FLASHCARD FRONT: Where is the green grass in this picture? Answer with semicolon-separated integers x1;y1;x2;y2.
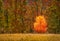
0;34;60;41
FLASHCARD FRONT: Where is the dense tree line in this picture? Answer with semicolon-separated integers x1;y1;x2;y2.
0;0;60;34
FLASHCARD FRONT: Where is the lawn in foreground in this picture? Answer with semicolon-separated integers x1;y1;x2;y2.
0;34;60;41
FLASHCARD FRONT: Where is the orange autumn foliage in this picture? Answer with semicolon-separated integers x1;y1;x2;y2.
34;15;47;33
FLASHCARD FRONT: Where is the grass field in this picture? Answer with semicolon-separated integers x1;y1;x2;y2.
0;34;60;41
